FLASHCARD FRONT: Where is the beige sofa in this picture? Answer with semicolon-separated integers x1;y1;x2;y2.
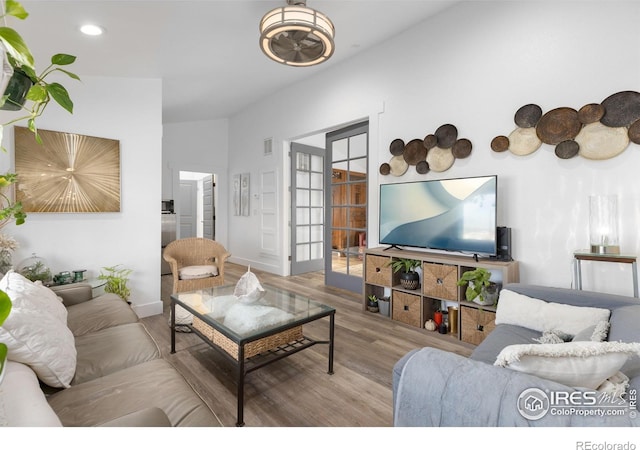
0;272;221;427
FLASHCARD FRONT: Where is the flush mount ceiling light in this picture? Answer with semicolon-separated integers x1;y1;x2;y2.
80;24;104;36
259;0;335;67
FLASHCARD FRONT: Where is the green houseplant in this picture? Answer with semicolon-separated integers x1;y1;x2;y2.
0;0;79;144
98;265;133;303
0;289;9;383
367;294;379;313
388;258;421;290
457;267;499;306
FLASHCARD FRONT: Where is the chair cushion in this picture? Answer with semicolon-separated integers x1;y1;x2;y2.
179;265;218;280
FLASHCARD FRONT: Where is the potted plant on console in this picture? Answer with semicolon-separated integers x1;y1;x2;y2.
367;294;379;313
388;258;421;290
456;267;499;306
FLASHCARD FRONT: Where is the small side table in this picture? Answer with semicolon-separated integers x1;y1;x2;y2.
573;251;639;298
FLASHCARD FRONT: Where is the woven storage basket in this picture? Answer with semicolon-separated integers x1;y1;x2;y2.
422;263;458;300
460;306;496;346
392;291;424;328
365;255;392;286
192;316;303;360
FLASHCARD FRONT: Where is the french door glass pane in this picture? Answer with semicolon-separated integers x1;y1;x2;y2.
297;244;310;262
297;189;309;207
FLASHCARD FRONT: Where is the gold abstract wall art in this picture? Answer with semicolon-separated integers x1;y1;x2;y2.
14;127;121;213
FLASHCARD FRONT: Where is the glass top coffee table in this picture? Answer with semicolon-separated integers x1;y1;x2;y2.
170;284;335;426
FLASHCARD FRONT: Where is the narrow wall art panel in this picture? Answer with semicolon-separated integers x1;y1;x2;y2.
241;173;250;216
14;127;121;213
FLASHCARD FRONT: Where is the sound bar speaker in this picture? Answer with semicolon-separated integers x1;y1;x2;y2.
497;226;512;261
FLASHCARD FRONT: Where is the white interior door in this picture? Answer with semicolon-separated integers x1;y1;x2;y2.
179;180;197;238
290;143;324;275
203;175;215;240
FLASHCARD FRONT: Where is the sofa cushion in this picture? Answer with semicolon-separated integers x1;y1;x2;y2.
48;359;222;426
0;271;76;388
72;322;161;385
495;341;640;389
470;324;541;364
97;407;172;427
66;293;138;336
495;289;610;335
0;361;62;426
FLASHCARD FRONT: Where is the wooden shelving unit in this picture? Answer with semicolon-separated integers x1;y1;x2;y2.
363;247;520;345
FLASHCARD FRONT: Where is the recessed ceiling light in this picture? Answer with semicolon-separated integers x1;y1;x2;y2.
80;24;104;36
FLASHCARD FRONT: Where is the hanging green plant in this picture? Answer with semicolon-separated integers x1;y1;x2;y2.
0;0;79;144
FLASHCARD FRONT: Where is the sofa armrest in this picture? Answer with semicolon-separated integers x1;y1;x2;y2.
97;407;172;427
49;283;93;306
393;347;640;427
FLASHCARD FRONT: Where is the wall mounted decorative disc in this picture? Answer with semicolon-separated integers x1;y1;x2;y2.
491;135;510;152
389;138;405;156
415;160;430;174
452;138;472;158
423;134;438;150
426;146;454;172
576;122;629;160
555;140;580;159
578;103;605;124
514;104;542;128
379;162;391;175
508;127;542;156
403;139;427;165
600;90;640;127
389;155;409;176
536;107;581;145
629;119;640;145
434;124;458;149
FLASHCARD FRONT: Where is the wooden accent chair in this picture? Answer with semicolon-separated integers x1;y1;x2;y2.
163;238;231;294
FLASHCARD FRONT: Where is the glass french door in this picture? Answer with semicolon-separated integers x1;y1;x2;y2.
290;143;325;275
325;121;368;293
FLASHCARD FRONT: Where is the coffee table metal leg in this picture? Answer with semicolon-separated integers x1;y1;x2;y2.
328;312;335;375
170;300;176;354
237;346;245;426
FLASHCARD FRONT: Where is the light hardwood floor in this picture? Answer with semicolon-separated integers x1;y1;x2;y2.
142;263;473;427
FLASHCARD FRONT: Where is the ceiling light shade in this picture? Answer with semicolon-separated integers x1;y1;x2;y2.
259;0;335;67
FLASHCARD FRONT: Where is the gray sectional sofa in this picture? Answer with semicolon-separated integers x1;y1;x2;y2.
0;275;221;427
393;283;640;426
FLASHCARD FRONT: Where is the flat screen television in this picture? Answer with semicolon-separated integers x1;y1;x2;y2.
379;175;497;256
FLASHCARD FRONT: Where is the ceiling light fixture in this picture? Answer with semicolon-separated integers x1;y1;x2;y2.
259;0;335;67
80;24;104;36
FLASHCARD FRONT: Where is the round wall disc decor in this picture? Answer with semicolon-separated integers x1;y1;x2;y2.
514;104;542;128
434;124;458;149
403;139;427;165
575;122;629;160
389;138;405;156
426;146;454;172
389;155;409;176
491;135;510;152
536;107;582;145
508;127;542;156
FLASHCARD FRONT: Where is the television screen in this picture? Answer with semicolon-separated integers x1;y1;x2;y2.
379;175;497;256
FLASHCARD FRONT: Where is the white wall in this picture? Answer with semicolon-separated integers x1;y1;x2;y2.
163;119;229;247
227;1;640;296
0;76;163;317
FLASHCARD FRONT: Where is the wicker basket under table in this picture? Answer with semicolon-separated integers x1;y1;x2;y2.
192;316;304;360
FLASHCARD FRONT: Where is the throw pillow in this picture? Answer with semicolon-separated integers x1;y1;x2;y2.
495;341;640;389
572;320;610;342
495;289;610;335
0;271;77;388
533;329;572;344
597;371;629;399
